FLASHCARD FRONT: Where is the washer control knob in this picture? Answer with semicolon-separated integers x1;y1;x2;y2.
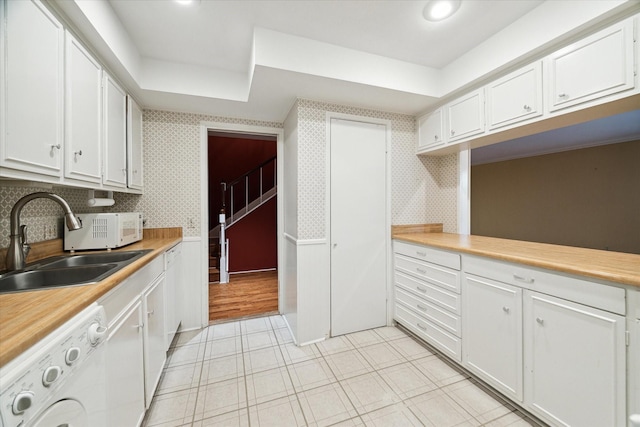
42;365;62;387
87;322;107;346
65;347;81;365
12;391;34;415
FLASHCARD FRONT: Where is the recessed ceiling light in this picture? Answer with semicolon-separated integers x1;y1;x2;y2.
423;0;461;22
175;0;197;5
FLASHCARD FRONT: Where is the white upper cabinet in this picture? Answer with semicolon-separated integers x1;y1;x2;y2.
1;0;64;177
103;73;128;189
127;96;143;191
546;18;635;113
446;89;485;143
65;30;102;185
486;62;543;131
417;108;444;152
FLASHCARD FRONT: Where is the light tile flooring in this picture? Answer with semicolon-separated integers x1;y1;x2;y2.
142;315;545;427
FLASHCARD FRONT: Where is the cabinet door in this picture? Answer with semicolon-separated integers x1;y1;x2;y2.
486;62;542;131
103;73;127;188
547;19;635;112
463;274;522;402
164;244;182;348
106;299;145;427
1;0;63;177
143;275;167;408
127;96;143;191
65;31;102;184
417;109;444;152
524;291;626;427
447;89;485;142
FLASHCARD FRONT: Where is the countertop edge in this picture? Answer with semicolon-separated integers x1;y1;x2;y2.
0;233;182;368
393;232;640;288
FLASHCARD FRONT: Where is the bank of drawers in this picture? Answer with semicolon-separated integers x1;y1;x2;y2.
393;241;462;361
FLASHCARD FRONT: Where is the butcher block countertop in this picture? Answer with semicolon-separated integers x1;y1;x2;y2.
393;227;640;288
0;228;182;368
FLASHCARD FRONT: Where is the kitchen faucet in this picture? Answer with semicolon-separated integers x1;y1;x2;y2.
6;192;82;271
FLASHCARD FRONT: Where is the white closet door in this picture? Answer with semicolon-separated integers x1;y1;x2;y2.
330;118;387;336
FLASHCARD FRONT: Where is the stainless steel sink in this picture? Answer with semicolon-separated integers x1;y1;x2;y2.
38;250;148;269
0;249;152;294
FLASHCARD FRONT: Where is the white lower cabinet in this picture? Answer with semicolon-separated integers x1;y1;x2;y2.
105;298;145;427
393;242;462;361
143;275;167;408
524;291;626;427
100;253;176;426
393;240;630;426
463;274;523;402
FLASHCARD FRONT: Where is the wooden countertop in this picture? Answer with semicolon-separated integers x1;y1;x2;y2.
393;231;640;288
0;228;182;368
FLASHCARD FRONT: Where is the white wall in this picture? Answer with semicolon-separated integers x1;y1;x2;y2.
282;99;459;345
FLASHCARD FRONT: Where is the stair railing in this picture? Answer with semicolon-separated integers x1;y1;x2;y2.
217;156;276;284
221;156;276;226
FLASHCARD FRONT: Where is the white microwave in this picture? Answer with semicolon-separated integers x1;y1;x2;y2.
64;212;143;251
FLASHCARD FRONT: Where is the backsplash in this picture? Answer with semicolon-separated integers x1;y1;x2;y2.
0;185;91;248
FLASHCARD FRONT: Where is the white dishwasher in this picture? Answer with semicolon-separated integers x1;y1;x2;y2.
0;303;108;427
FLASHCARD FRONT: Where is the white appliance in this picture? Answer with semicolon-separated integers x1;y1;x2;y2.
0;304;108;427
64;212;143;251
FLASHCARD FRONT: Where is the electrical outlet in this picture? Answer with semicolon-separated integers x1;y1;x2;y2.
188;218;195;229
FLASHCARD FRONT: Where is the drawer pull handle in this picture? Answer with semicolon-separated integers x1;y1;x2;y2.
513;274;534;284
417;304;427;311
416;268;427;274
417;322;427;331
416;251;426;257
536;317;544;325
416;286;427;293
502;307;510;314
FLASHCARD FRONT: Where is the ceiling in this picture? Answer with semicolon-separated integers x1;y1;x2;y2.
107;0;543;74
55;0;640;157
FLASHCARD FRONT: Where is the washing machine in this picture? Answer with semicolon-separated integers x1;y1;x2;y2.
0;303;108;427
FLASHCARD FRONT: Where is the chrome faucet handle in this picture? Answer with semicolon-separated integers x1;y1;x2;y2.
20;225;31;259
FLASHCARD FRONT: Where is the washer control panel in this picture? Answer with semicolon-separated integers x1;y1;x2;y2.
0;304;106;426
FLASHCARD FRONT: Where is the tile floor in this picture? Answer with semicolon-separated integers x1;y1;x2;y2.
142;315;545;427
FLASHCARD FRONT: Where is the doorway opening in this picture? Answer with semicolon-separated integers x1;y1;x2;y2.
207;131;278;321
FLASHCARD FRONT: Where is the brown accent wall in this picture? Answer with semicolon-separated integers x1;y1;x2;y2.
227;197;277;273
471;140;640;254
208;135;277;230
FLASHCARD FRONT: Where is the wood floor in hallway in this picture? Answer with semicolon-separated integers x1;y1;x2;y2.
209;270;278;321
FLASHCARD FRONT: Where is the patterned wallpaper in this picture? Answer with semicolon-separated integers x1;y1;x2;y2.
0;101;458;249
294;99;458;239
110;110;283;237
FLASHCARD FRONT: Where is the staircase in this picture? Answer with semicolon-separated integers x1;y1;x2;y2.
209;156;277;284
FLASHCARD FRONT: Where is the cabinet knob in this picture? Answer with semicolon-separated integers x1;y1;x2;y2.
536;317;544;325
74;150;82;160
50;144;61;152
450;130;455;136
416;322;427;331
434;135;438;141
523;105;531;111
417;304;427;312
502;306;510;314
416;286;427;293
148;309;155;317
558;93;568;99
